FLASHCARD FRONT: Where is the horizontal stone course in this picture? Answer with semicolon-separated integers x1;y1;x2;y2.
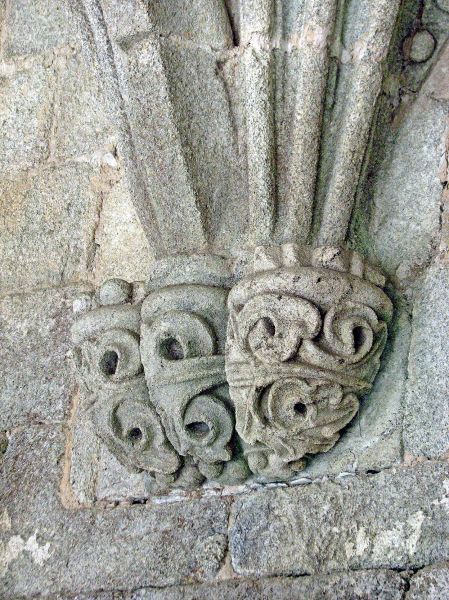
407;562;449;599
230;461;449;576
32;569;408;599
1;423;449;598
128;569;407;599
0;426;230;598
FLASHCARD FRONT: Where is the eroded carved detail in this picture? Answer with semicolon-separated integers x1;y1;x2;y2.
140;283;236;470
72;247;392;488
226;244;393;477
71;279;180;477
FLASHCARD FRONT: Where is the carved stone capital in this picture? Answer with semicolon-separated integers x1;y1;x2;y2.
70;0;403;491
72;247;392;487
225;244;393;476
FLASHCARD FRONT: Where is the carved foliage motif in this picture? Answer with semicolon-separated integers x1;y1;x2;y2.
140;284;235;468
71;0;402;489
72;247;393;487
226;245;393;477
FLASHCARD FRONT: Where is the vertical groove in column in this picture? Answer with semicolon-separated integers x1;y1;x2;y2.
78;0;210;257
281;0;338;246
317;0;401;247
241;0;276;246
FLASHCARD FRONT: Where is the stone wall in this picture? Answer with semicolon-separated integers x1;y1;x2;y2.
1;1;449;598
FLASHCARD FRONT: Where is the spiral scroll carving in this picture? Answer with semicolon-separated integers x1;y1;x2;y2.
72;245;393;488
226;244;393;477
236;293;322;364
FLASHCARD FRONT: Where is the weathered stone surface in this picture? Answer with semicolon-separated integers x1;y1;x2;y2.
127;570;406;599
0;60;54;176
92;175;154;285
53;50;115;162
117;34;245;256
304;307;409;478
404;264;449;458
99;0;151;42
0;426;229;598
158;39;245;254
408;30;436;64
226;244;393;480
0;164;101;293
3;0;76;57
0;286;89;430
1;1;449;597
408;563;449;600
370;80;446;283
230;462;449;576
149;0;233;49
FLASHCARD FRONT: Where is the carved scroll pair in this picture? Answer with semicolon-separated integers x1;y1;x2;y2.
72;247;392;487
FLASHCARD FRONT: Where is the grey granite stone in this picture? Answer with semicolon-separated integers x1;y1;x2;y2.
117;35;245;256
157;39;245;254
370;83;446;284
0;426;230;598
230;462;449;576
0;164;102;292
91;173;154;286
99;0;151;42
0;60;54;177
148;0;234;49
53;50;115;162
404;264;449;458
3;0;76;57
408;30;436;64
302;307;409;479
41;595;120;600
408;563;449;600
127;570;407;599
0;286;89;430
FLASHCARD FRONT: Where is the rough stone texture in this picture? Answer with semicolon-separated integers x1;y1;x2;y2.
407;562;449;599
2;0;77;57
92;175;154;285
14;570;408;600
52;50;115;162
0;59;54;177
230;461;449;576
1;0;449;598
404;264;449;458
129;571;406;599
370;95;446;282
0;287;89;430
149;0;234;49
0;426;230;598
0;164;102;293
304;307;409;478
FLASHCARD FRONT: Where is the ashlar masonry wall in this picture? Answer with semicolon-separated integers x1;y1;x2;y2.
1;1;449;598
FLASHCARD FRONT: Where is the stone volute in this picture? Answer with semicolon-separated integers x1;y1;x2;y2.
72;0;401;490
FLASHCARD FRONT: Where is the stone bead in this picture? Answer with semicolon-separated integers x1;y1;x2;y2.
98;278;132;306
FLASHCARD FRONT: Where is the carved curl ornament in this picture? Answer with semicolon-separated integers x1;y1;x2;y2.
73;0;401;489
72;247;392;487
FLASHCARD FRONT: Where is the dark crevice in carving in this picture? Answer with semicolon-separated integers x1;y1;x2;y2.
100;350;119;376
224;0;240;47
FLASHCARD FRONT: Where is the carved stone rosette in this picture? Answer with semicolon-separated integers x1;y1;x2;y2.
226;244;393;478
